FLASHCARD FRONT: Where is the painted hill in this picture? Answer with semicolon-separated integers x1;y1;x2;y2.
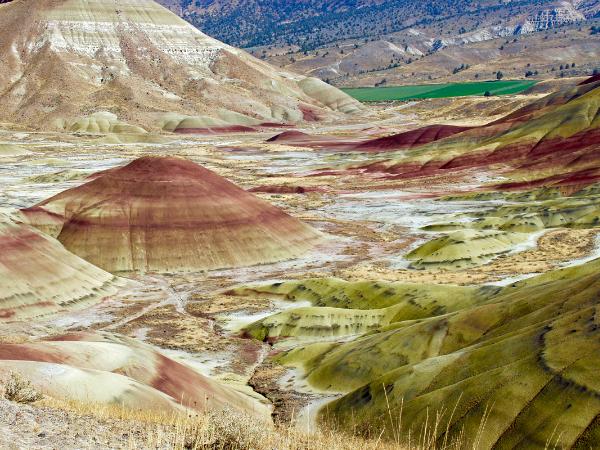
232;259;600;447
0;332;270;418
319;259;600;448
351;125;473;152
265;125;473;153
405;229;529;270
234;278;497;343
0;218;119;321
21;156;322;273
416;184;600;270
0;0;361;132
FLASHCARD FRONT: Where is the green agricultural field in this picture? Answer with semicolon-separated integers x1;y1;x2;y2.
342;80;537;102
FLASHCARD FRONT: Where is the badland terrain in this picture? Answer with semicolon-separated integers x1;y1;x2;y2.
0;1;600;449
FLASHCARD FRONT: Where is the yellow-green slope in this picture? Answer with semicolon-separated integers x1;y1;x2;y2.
236;259;600;447
316;260;600;448
235;279;496;343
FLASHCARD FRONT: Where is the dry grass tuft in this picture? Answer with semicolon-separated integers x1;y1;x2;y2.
2;372;43;404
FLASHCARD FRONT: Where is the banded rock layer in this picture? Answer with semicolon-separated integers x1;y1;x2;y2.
22;156;322;273
0;332;270;417
0;219;119;321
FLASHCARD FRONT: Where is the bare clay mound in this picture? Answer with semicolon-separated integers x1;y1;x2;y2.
0;0;361;132
22;156;323;273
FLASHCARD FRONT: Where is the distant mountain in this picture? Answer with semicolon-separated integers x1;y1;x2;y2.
157;0;599;49
157;0;600;86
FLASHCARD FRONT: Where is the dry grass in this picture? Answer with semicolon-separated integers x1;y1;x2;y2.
0;373;475;449
0;376;565;449
35;395;475;450
319;391;473;450
34;396;433;449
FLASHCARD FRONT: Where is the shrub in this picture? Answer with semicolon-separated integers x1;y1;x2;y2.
3;373;43;404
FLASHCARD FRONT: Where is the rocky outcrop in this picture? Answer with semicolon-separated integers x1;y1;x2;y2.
515;3;586;34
